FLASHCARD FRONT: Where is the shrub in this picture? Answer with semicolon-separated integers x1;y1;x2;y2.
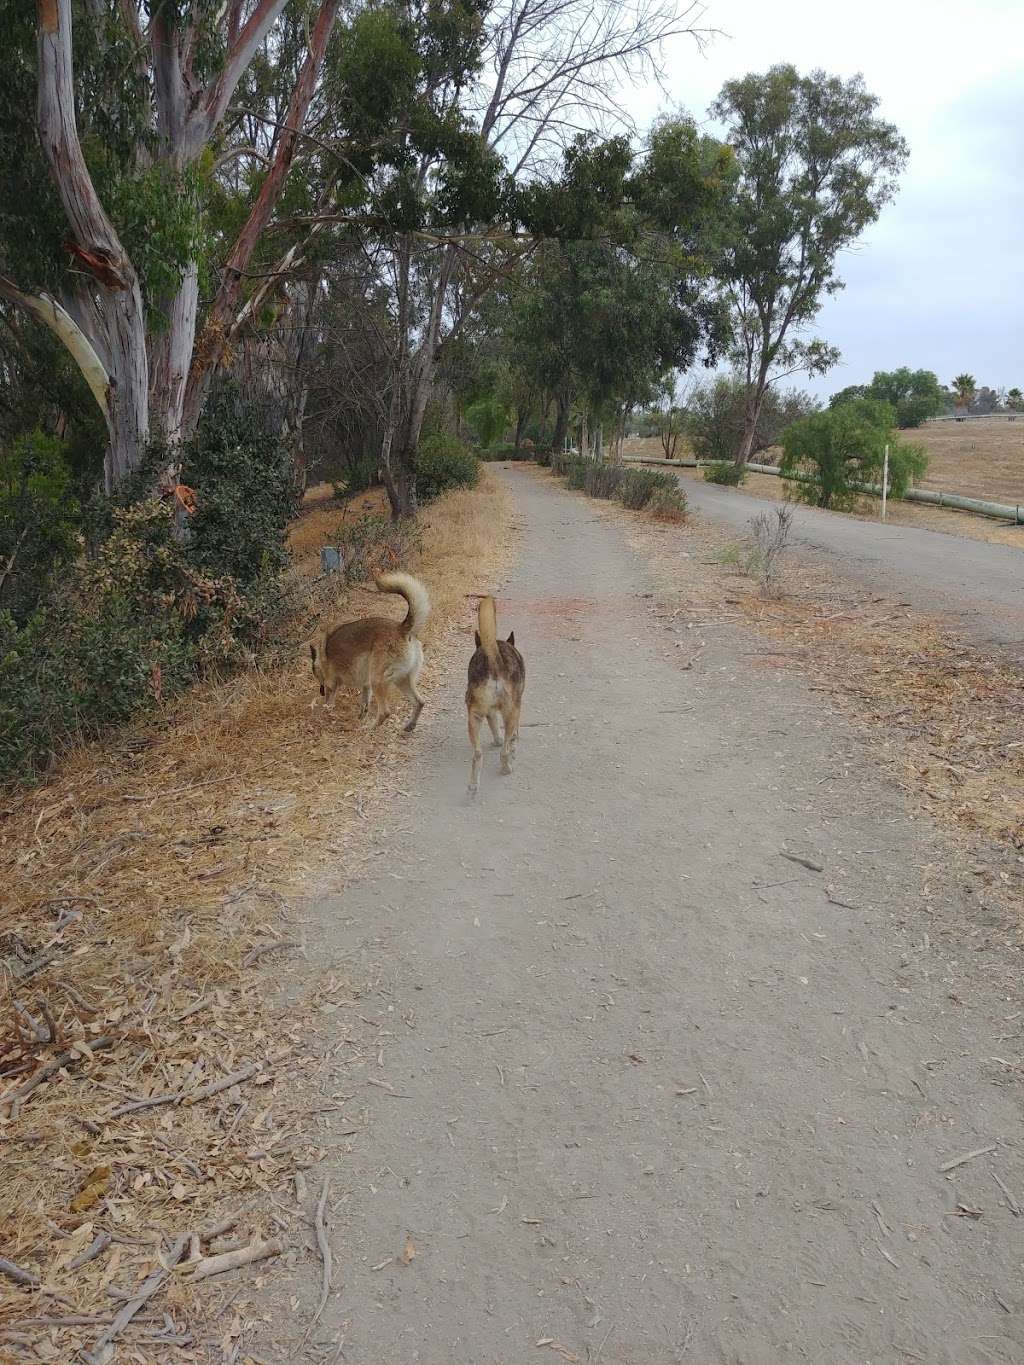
582;462;626;498
687;375;818;461
618;468;677;510
780;399;928;510
332;452;379;495
414;431;479;502
0;429;81;623
565;457;588;490
336;513;422;584
703;460;746;486
646;482;688;520
180;381;295;589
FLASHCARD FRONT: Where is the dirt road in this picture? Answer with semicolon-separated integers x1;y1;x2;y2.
674;475;1024;656
275;468;1023;1364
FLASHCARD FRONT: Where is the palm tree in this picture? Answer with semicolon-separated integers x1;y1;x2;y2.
1007;387;1024;413
951;374;977;410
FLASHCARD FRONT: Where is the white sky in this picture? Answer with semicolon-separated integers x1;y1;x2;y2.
628;0;1024;396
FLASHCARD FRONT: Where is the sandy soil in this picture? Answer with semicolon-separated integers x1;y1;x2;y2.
254;467;1024;1365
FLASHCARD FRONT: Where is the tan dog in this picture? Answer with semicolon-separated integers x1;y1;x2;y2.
310;572;429;731
465;596;525;795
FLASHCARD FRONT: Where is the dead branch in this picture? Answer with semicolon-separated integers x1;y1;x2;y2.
188;1237;283;1281
81;1236;188;1364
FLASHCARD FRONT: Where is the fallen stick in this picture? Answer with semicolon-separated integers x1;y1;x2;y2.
188;1237;282;1281
780;851;824;873
182;1064;259;1105
993;1171;1021;1215
200;1215;238;1242
243;940;298;967
0;1256;39;1287
69;1232;112;1270
81;1235;188;1364
0;1035;115;1115
171;997;209;1023
309;1178;332;1333
108;1089;184;1118
939;1144;997;1173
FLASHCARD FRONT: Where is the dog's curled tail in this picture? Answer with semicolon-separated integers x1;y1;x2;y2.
476;595;499;665
375;571;430;638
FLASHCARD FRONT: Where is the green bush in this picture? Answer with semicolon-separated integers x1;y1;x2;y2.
0;386;298;788
565;457;588;490
703;459;746;486
414;431;480;502
332;452;379;495
618;467;683;512
552;458;688;520
0;498;242;785
582;462;626;498
780;399;928;510
181;381;295;589
646;482;689;520
0;429;81;623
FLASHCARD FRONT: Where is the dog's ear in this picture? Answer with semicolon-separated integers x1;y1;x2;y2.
474;631;481;648
507;630;515;646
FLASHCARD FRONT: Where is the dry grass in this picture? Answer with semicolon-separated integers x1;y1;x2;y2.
0;470;514;1361
688;468;1024;550
624;430;1024;548
911;417;1024;504
626;415;1024;505
621;508;1024;865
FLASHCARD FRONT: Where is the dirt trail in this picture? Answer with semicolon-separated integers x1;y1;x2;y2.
271;468;1023;1365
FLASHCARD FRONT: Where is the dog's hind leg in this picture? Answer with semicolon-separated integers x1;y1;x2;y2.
358;686;371;719
468;711;484;795
396;670;425;733
486;711;503;748
498;701;520;776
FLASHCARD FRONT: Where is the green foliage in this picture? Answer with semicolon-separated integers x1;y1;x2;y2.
618;468;687;517
0;497;249;786
0;387;299;787
704;460;746;486
780;398;927;509
951;374;977;407
1007;388;1024;413
713;66;908;432
413;431;479;503
687;376;818;461
464;395;511;448
552;456;687;518
180;382;295;589
0;431;80;622
582;463;626;498
833;369;943;428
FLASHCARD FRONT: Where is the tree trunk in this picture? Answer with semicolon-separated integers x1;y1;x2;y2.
579;408;589;458
149;261;199;446
514;403;530;450
735;361;771;468
552;391;571;454
35;0;149;489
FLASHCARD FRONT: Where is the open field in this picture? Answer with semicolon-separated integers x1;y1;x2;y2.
625;415;1024;506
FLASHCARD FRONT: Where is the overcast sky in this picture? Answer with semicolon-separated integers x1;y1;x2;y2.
628;0;1024;397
